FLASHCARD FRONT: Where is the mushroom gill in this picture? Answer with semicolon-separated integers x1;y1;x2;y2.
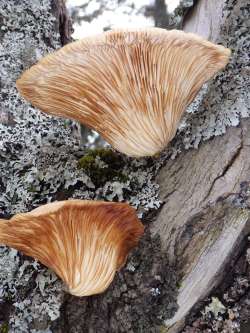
16;28;231;157
0;200;144;296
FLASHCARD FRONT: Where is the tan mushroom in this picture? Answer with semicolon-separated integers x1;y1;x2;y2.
16;28;230;157
0;200;144;296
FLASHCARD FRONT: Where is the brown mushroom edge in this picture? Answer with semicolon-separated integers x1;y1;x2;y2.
16;28;231;157
0;200;144;297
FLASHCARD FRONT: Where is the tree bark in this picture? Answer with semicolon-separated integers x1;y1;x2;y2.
0;0;249;332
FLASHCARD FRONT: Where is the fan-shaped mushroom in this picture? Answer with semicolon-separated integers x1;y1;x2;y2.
16;28;230;157
0;200;144;296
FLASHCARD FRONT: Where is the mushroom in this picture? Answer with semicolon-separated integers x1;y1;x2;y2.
16;28;230;157
0;200;144;296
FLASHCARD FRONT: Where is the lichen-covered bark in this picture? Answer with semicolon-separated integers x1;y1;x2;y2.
183;240;250;332
0;0;249;332
0;1;73;331
152;0;250;331
0;1;176;332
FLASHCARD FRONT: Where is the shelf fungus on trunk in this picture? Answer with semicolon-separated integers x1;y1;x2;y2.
16;28;230;157
0;200;144;296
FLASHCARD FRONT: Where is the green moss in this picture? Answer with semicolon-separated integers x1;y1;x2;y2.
176;280;182;289
0;323;8;333
78;148;128;187
159;325;168;333
27;185;37;192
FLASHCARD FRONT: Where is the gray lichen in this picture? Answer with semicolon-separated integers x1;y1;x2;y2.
0;0;67;331
161;0;250;159
0;1;161;331
0;247;64;332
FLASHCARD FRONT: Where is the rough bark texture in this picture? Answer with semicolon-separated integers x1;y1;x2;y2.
51;0;72;46
183;0;225;40
152;0;198;29
155;121;250;332
154;0;250;331
0;0;249;332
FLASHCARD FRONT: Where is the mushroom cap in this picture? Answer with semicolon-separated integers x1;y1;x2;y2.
0;200;144;296
16;28;231;157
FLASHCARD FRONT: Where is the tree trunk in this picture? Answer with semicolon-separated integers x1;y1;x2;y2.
0;0;249;332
